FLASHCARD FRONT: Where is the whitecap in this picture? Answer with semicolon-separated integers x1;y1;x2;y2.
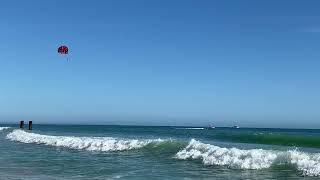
175;128;204;130
176;139;320;176
6;129;163;152
0;127;11;131
289;150;320;176
176;139;277;169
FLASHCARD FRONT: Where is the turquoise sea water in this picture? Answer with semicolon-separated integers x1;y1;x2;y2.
1;125;320;179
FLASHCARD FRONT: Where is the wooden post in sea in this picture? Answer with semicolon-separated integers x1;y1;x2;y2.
28;121;32;130
20;120;24;128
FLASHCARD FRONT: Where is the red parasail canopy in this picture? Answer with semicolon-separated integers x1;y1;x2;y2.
58;45;69;54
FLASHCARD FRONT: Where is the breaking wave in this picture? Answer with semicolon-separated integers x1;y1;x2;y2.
0;127;11;131
5;130;320;176
6;130;164;152
176;139;320;176
175;127;204;130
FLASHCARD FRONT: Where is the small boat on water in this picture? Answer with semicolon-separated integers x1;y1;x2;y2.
232;125;240;129
207;124;215;129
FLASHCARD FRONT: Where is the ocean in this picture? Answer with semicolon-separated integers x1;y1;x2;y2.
0;125;320;179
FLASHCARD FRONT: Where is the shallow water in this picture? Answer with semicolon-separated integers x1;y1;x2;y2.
1;124;320;179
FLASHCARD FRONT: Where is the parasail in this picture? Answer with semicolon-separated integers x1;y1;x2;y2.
58;45;69;54
57;45;70;61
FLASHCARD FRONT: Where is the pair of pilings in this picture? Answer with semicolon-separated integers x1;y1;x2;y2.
19;120;32;130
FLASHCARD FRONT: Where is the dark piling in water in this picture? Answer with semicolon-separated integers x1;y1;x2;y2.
28;121;32;130
19;121;24;128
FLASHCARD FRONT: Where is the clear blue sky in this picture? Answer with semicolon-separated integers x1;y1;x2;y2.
1;0;320;128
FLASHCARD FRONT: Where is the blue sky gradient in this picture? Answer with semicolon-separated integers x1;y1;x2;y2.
1;0;320;128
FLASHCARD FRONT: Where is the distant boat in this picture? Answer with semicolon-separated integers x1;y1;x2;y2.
207;124;215;129
232;125;240;129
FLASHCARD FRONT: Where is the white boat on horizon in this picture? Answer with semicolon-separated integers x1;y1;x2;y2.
207;124;216;129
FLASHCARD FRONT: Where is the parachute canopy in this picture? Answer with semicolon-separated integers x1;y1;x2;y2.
58;45;69;54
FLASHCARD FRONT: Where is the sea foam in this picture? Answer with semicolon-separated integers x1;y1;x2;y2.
176;139;277;169
6;130;320;176
176;139;320;176
6;129;163;152
0;127;11;131
289;150;320;176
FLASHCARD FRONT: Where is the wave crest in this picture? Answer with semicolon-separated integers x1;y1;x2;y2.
0;127;11;131
176;139;277;169
5;130;320;176
212;132;320;148
6;130;163;152
289;150;320;176
176;139;320;176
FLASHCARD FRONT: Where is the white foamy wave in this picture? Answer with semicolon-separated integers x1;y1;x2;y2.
176;139;277;169
289;150;320;176
176;139;320;176
0;127;11;131
6;130;163;152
